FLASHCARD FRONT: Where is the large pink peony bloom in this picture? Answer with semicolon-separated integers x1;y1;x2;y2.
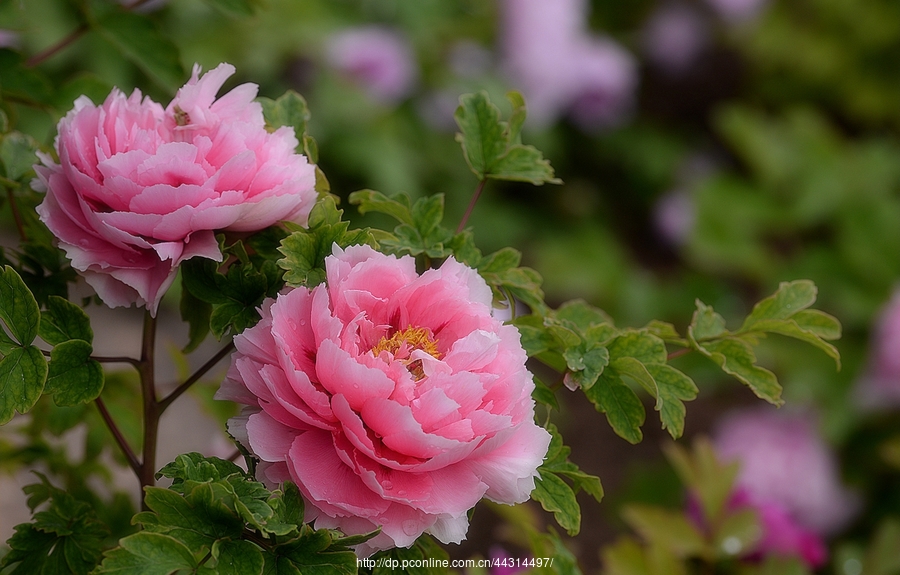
712;409;858;567
34;63;317;314
218;244;551;554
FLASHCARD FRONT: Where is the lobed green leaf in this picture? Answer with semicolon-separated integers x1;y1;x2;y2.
0;265;41;346
39;295;93;346
45;339;103;406
0;345;48;424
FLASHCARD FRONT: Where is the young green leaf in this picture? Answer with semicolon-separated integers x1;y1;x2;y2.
0;265;41;346
39;296;93;346
0;345;48;424
533;472;582;536
259;90;311;150
620;505;708;557
45;339;104;406
584;372;645;444
96;532;201;575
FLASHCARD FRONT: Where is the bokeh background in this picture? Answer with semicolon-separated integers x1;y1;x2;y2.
3;0;900;572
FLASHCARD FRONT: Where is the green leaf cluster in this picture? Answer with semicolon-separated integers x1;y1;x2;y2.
514;300;697;442
454;91;561;185
349;189;545;310
1;473;109;575
601;440;765;575
278;195;376;288
531;424;603;536
96;453;363;575
182;233;287;344
687;280;841;406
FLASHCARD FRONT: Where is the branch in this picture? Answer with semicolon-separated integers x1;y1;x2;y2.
95;397;141;476
667;348;692;361
158;341;235;413
25;24;89;68
138;310;159;501
456;179;487;234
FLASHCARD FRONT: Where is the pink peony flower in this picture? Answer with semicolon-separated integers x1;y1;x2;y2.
641;4;709;74
325;26;418;105
217;244;551;554
712;409;858;566
855;288;900;408
500;0;637;130
34;63;317;315
705;0;769;22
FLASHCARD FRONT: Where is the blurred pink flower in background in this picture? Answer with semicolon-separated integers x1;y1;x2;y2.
855;288;900;408
642;4;709;74
712;409;858;567
499;0;637;130
325;26;418;105
489;546;528;575
705;0;770;22
218;244;551;555
0;30;20;48
34;63;317;315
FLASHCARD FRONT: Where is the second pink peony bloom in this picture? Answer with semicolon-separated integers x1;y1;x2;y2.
218;244;551;554
35;63;317;314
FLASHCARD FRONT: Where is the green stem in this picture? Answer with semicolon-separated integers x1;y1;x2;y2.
138;310;158;505
158;341;235;414
456;179;487;234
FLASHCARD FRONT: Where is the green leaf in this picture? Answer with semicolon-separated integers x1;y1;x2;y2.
454;92;508;179
663;440;739;526
92;11;185;93
740;318;841;369
268;528;357;575
0;345;48;424
259;90;311;148
688;301;727;341
621;505;708;557
611;357;658;398
179;282;212;353
1;474;109;575
601;537;652;575
487;144;561;185
454;91;560;185
0;131;39;181
214;539;265;575
609;331;668;364
0;49;52;105
584;371;645;444
0;265;41;346
348;189;414;226
791;309;841;340
713;508;761;559
278;196;375;286
140;485;243;552
645;364;698;439
411;194;445;238
96;532;199;575
45;339;103;406
696;337;783;405
533;472;581;536
740;280;817;331
39;295;93;345
563;343;610;390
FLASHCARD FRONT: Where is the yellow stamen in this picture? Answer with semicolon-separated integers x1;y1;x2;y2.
371;326;441;379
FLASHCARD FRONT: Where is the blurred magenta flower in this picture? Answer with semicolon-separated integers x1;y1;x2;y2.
712;409;858;566
34;63;317;315
218;244;551;555
500;0;637;130
489;546;528;574
641;4;709;73
325;26;418;105
855;288;900;408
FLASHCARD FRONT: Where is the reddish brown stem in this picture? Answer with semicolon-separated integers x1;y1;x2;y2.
25;24;89;68
456;179;487;234
95;397;141;476
158;341;235;414
667;347;692;361
138;310;158;505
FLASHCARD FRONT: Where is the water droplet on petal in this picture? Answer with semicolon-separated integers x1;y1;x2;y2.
401;520;419;536
397;489;407;497
382;480;393;491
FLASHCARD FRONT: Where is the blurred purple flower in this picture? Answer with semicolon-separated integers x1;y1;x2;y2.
499;0;637;130
712;409;858;567
0;30;20;49
642;4;709;74
855;288;900;408
325;26;418;105
489;547;527;575
653;188;695;246
705;0;769;22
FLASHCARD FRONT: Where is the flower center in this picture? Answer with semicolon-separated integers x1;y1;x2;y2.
371;326;441;380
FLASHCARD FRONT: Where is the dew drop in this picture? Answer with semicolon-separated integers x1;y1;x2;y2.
397;489;407;497
382;480;393;491
299;320;307;327
79;239;91;247
401;520;419;536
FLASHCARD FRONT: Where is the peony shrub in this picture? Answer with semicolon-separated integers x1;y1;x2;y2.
218;244;552;553
34;63;317;314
